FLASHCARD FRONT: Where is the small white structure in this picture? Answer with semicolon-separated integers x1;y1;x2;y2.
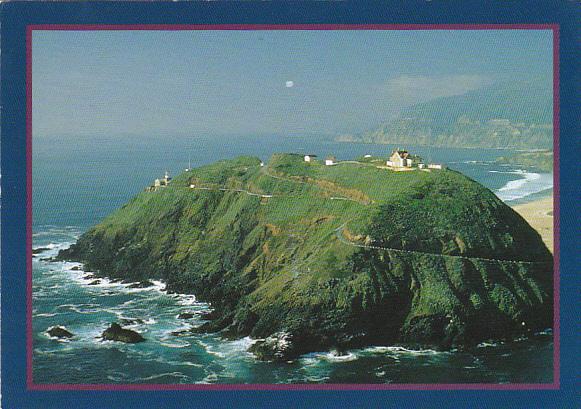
325;156;336;166
364;154;372;158
428;164;443;170
388;149;412;168
189;184;196;188
418;163;426;169
304;154;317;162
260;161;265;167
162;171;171;185
147;171;172;192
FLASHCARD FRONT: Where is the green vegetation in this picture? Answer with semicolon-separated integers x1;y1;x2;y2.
339;81;553;149
58;154;553;359
496;150;553;172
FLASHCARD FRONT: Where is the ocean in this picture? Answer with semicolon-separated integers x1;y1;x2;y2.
32;135;554;384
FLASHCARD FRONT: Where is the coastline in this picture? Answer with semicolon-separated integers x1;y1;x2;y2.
511;195;554;253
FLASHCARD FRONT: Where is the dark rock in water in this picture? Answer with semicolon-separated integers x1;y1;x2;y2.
177;312;195;319
191;322;214;334
127;281;154;289
70;266;82;271
400;313;472;349
47;326;73;339
32;247;50;255
88;280;101;286
110;278;124;283
84;274;97;280
248;332;298;361
102;323;145;343
198;310;220;321
40;257;54;262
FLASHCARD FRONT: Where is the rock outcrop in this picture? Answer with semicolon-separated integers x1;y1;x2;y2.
102;323;145;343
58;154;553;360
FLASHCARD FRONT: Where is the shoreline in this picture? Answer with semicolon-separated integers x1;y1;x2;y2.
511;195;554;253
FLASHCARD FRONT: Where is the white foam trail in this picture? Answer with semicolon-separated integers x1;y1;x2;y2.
477;341;504;348
494;170;553;202
159;340;191;348
362;345;447;356
33;241;74;258
318;351;358;362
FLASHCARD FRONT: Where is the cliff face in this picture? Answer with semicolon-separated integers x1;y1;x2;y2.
58;154;553;359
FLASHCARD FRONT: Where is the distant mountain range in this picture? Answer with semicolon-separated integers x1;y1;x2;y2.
337;81;553;149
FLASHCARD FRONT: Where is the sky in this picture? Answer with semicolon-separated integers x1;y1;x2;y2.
32;29;553;139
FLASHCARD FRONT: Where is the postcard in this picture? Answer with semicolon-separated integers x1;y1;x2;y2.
2;2;579;408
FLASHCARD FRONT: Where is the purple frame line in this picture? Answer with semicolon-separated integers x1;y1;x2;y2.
25;23;561;391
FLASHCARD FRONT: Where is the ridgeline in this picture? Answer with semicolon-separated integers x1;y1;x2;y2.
58;154;553;360
338;81;553;149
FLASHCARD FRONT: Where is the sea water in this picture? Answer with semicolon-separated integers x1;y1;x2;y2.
32;135;553;384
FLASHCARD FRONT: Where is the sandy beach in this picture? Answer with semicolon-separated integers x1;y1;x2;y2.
512;195;554;253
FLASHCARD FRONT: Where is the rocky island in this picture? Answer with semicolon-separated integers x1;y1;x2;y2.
57;153;553;360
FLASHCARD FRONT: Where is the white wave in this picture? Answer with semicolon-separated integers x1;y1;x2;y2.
362;345;447;356
198;373;219;384
534;328;553;336
135;372;190;382
57;303;102;315
477;341;504;348
159;340;191;348
152;356;203;368
317;350;358;362
498;170;541;191
34;312;59;318
33;241;74;257
495;170;553;202
196;340;226;358
175;294;199;306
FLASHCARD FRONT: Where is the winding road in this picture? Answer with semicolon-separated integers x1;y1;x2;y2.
333;223;549;266
186;164;550;267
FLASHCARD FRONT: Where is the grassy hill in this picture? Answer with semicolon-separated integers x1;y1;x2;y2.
58;154;553;359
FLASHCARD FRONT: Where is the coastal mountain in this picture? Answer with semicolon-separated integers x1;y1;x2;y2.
58;154;553;360
338;81;553;149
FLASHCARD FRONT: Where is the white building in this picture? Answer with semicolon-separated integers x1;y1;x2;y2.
388;149;412;168
304;154;317;162
325;156;336;166
428;164;444;170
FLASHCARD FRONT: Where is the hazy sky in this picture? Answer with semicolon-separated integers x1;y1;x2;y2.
33;29;553;139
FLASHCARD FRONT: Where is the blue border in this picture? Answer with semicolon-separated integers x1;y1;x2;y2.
2;1;580;408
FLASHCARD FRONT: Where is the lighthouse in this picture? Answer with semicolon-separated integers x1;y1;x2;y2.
163;171;172;185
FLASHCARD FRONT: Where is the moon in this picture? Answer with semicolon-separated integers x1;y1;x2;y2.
285;81;294;88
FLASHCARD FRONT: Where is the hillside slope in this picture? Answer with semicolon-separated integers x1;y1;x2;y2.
339;81;553;149
58;154;553;359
